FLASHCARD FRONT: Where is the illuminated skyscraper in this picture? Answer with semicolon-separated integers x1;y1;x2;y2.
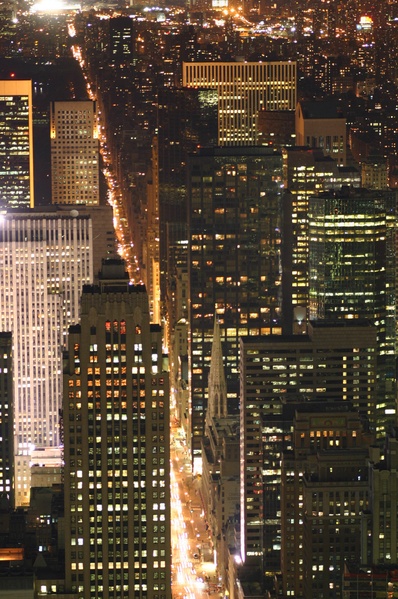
281;147;360;333
0;205;114;506
50;100;99;205
309;187;397;437
182;61;297;145
0;80;34;209
64;258;171;599
188;146;283;464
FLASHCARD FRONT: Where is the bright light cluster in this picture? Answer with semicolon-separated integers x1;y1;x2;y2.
30;0;80;14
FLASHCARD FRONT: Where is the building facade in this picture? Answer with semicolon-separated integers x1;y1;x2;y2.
239;320;377;575
0;332;13;508
50;100;100;206
295;99;347;165
281;147;360;333
308;187;397;437
188;146;283;466
0;206;114;506
281;404;371;598
64;259;171;599
0;80;34;209
109;16;136;66
362;429;398;565
182;61;297;145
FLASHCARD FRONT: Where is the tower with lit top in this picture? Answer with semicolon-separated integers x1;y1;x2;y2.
64;258;171;599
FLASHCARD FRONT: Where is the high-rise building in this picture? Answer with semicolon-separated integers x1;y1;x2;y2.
0;205;114;506
0;80;34;209
0;332;13;508
50;100;100;206
281;147;360;332
281;403;372;598
64;258;171;599
239;320;377;574
188;146;283;465
182;61;297;145
309;187;397;437
109;16;135;66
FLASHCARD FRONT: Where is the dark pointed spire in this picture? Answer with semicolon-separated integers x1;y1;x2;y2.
207;314;227;420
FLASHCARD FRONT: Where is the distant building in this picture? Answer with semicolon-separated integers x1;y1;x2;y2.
183;61;297;145
64;258;171;599
0;80;34;209
30;447;62;490
295;99;347;165
0;205;114;507
257;109;295;149
361;155;388;189
109;15;136;66
50;100;99;206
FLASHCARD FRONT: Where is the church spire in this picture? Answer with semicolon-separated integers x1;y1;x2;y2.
207;315;228;420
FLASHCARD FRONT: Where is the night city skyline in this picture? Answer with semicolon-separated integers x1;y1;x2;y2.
1;0;398;598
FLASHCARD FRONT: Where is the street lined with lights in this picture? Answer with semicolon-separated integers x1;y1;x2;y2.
170;432;215;599
70;29;141;284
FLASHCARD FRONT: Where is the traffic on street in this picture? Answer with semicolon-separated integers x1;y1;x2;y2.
170;428;218;599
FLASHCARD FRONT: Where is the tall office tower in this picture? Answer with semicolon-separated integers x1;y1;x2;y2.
0;332;13;508
281;403;372;598
188;146;283;466
0;205;115;507
309;187;397;437
295;99;347;166
182;61;297;145
281;147;361;333
362;429;398;565
64;258;171;599
0;80;34;209
239;320;377;575
50;100;99;206
282;147;338;332
109;16;135;65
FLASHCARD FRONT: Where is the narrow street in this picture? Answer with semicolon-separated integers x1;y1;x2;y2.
170;430;218;599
